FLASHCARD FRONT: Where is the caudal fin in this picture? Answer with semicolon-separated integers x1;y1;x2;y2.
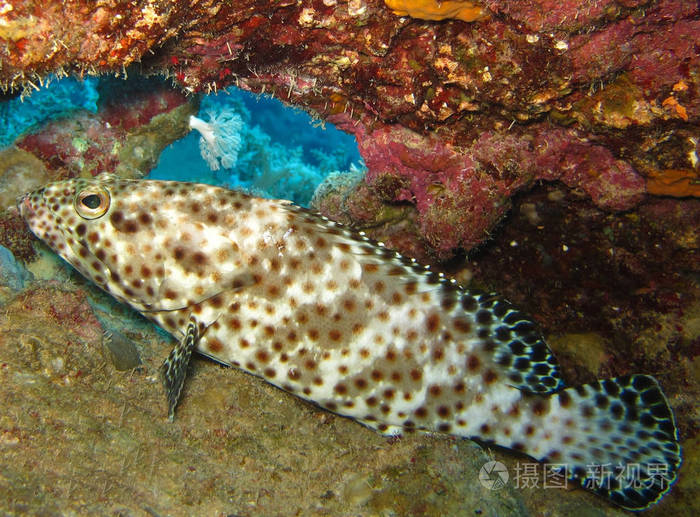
538;375;681;510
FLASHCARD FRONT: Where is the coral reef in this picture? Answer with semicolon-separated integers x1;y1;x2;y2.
1;0;698;258
316;118;646;260
0;2;698;513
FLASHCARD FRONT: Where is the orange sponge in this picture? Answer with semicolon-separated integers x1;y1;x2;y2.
384;0;487;22
646;169;700;198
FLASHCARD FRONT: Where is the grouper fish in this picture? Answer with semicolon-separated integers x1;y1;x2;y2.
18;173;681;510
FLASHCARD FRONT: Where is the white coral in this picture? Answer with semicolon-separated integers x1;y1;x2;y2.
189;110;243;171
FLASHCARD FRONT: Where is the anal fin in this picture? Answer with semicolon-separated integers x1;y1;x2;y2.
160;317;199;421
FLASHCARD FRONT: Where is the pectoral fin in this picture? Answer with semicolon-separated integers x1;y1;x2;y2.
160;317;200;421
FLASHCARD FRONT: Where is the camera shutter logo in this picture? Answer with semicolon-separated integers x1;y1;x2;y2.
479;461;509;490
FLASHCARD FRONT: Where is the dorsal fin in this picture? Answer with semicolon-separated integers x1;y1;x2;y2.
463;290;564;393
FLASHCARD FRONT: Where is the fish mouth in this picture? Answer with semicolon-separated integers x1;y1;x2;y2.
16;190;47;236
16;192;33;219
17;186;48;220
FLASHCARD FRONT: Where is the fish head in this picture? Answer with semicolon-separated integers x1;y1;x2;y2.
18;173;167;308
19;173;124;266
19;173;253;314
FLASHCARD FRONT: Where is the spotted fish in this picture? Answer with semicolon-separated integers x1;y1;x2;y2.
19;173;681;510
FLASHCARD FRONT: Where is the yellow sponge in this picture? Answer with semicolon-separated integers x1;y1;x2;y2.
384;0;487;22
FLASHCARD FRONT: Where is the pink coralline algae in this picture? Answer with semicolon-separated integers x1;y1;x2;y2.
1;0;698;259
329;114;645;258
17;112;124;178
471;126;646;211
18;284;104;345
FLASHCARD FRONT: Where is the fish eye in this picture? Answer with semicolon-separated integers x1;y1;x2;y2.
75;187;110;219
82;194;101;208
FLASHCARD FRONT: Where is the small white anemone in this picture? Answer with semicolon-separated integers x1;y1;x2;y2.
188;110;243;171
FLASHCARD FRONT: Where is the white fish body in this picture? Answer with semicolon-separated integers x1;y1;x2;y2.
19;174;681;510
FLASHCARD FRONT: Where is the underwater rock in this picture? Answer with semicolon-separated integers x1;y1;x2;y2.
0;146;51;210
311;169;431;259
317;117;646;260
0;244;32;296
100;329;142;372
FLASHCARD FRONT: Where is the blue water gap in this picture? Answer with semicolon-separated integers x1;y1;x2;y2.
0;74;363;207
